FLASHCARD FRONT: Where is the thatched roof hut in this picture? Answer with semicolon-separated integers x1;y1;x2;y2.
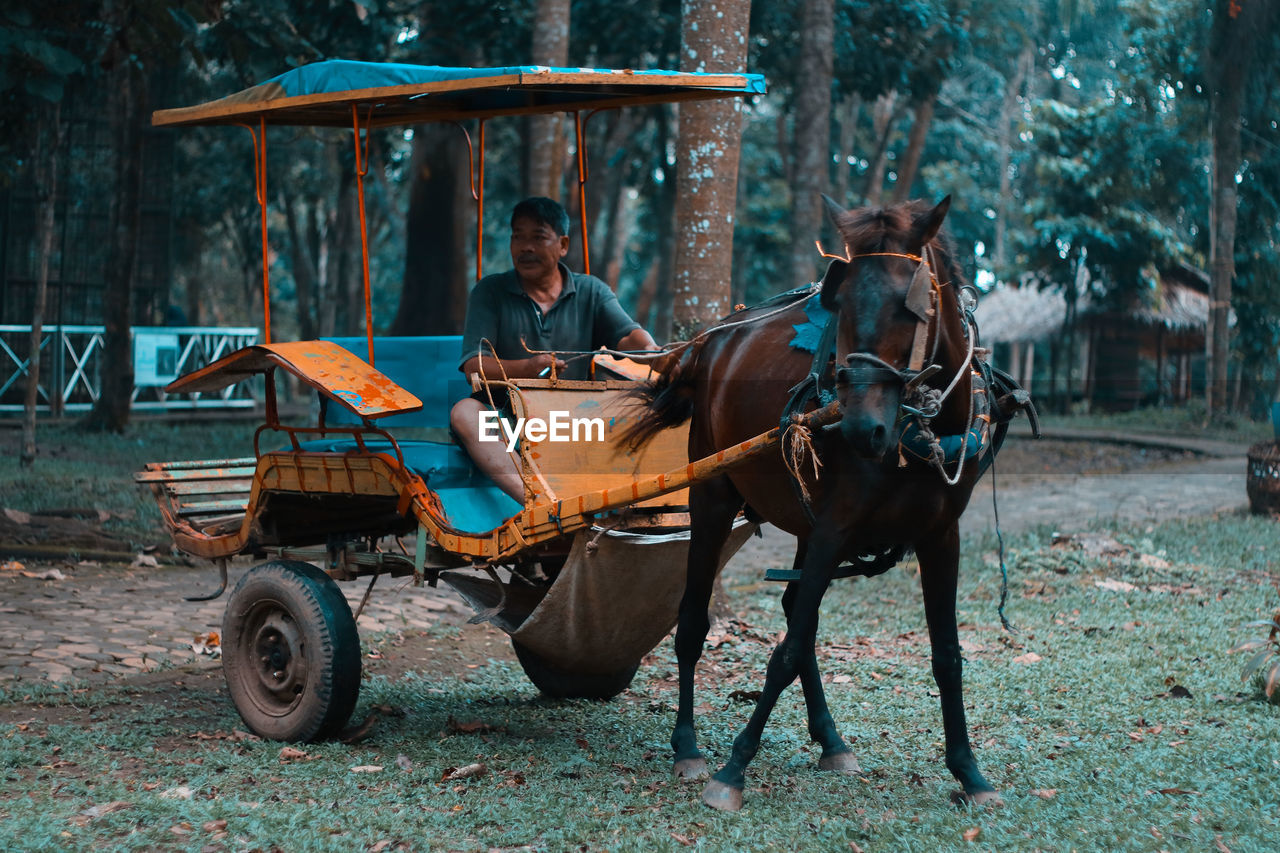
971;263;1216;410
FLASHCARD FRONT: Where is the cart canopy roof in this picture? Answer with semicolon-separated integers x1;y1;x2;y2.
152;59;766;128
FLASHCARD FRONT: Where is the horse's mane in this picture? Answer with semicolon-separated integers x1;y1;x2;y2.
836;200;968;291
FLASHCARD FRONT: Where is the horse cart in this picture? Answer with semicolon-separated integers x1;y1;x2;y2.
136;60;820;742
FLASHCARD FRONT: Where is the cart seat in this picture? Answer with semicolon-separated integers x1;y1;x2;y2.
300;336;521;534
293;435;521;533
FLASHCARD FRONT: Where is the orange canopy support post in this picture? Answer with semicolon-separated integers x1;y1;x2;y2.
476;119;486;281
574;111;590;275
456;120;487;281
351;104;376;367
238;117;273;344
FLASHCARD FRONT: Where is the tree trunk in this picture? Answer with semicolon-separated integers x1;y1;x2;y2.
85;64;145;433
1205;0;1271;418
22;105;63;465
832;92;860;208
527;0;570;199
891;90;937;202
282;193;318;341
788;0;835;287
993;47;1033;271
862;91;901;206
391;124;472;335
671;0;750;338
650;107;678;344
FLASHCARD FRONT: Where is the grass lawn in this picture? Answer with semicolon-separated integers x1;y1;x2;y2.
1047;401;1275;446
1;513;1277;851
0;419;255;548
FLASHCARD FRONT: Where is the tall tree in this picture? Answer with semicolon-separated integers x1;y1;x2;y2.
526;0;569;199
84;1;150;433
671;0;751;338
21;105;64;464
1204;0;1274;418
788;0;835;286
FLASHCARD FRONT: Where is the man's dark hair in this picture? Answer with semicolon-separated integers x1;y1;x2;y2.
511;196;570;237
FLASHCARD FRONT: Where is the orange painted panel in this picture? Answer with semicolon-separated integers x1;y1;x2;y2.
165;340;421;419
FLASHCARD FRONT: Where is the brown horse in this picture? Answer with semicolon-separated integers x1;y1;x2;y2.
625;196;1028;811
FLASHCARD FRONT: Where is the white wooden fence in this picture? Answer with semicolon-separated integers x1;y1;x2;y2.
0;325;260;415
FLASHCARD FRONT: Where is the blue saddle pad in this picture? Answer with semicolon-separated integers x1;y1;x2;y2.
790;291;830;354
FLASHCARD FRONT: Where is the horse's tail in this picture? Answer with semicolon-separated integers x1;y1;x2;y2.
619;341;701;451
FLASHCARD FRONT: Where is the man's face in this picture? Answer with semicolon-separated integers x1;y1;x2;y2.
510;215;569;283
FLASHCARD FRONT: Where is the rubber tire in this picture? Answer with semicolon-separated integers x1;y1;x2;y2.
511;639;639;700
222;560;361;742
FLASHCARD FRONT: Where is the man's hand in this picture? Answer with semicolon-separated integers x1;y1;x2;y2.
460;353;566;380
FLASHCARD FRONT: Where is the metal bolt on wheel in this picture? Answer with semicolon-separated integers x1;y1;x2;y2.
222;560;361;742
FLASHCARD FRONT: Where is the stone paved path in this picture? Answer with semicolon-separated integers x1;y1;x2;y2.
0;431;1255;687
0;560;471;685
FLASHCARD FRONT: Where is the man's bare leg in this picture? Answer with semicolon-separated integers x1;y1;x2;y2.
449;397;525;502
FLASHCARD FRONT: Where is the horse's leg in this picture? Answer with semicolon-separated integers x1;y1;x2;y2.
670;476;740;781
780;558;861;774
916;525;1001;806
702;535;839;811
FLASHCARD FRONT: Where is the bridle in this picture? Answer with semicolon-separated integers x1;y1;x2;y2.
828;248;979;423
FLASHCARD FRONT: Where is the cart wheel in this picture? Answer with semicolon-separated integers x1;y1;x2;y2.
222;560;362;742
512;639;638;700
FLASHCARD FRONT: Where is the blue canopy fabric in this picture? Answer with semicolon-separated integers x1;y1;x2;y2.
153;59;766;128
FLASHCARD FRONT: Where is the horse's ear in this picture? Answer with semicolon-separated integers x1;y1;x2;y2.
821;194;846;228
915;195;952;245
818;258;848;310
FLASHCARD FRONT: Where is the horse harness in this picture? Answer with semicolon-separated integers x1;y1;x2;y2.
780;246;1040;523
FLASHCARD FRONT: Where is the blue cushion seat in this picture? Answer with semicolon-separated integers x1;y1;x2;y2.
294;336;522;534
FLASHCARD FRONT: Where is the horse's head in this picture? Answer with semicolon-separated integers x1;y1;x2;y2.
818;195;960;459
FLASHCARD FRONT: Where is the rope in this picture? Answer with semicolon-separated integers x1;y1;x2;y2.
989;450;1016;632
782;421;822;504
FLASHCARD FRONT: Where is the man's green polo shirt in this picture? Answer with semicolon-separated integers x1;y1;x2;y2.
458;263;640;381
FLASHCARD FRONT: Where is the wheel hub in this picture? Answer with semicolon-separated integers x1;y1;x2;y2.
248;609;306;712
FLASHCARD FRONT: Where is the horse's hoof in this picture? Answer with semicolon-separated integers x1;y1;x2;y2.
701;779;744;812
673;757;708;781
950;789;1003;807
818;751;861;774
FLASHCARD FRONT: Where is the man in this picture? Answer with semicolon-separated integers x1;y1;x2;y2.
450;197;658;501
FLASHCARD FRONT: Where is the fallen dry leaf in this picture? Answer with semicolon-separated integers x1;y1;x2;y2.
1095;578;1137;593
203;819;228;832
1012;652;1042;664
278;746;310;762
20;568;65;581
159;786;193;799
350;765;383;773
670;833;695;847
77;801;132;820
3;508;32;525
441;762;487;781
191;632;220;657
446;716;502;735
962;827;981;842
1;559;26;571
1158;787;1201;796
168;823;192;836
1031;789;1058;799
1214;835;1232;853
